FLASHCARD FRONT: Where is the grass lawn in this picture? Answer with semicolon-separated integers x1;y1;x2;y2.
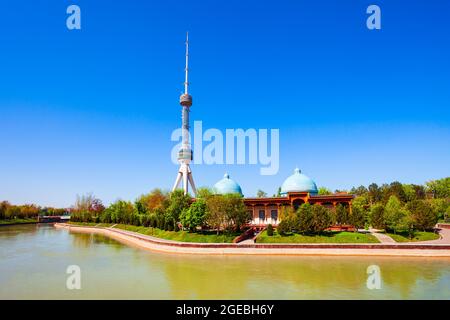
0;218;37;225
256;230;380;243
114;224;238;243
386;231;440;242
67;222;115;227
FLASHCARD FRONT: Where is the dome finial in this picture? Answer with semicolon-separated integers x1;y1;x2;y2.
294;167;301;174
224;173;230;179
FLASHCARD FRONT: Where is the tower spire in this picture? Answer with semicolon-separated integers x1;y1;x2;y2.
184;32;189;95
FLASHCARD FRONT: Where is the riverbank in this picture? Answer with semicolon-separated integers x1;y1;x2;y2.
0;219;37;226
55;223;450;257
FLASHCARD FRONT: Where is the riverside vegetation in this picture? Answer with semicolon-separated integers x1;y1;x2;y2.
2;177;449;243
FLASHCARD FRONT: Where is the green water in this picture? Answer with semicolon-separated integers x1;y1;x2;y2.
0;224;449;299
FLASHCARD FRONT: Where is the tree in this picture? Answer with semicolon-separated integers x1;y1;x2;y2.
277;219;290;235
256;190;267;198
426;177;450;198
180;199;207;231
276;187;282;197
206;195;227;235
351;185;368;197
267;224;274;236
318;187;332;195
278;206;297;233
297;203;314;233
223;194;250;232
445;206;450;222
370;203;385;230
102;200;135;224
136;189;168;214
349;204;367;231
368;183;382;204
407;200;438;231
428;198;449;221
335;204;349;225
383;181;407;203
384;196;407;233
196;187;213;200
165;190;191;225
311;204;334;234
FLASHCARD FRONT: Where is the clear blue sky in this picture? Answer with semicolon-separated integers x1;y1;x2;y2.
1;0;449;208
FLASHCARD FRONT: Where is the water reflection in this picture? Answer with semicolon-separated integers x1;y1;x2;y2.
0;224;449;299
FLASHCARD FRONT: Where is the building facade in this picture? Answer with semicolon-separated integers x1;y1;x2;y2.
212;168;354;228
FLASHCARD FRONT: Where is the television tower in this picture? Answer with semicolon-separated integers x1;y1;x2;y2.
172;32;197;195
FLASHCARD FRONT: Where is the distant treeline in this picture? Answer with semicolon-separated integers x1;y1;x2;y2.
69;189;250;234
0;202;67;220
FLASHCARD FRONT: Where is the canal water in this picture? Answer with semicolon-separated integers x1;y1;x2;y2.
0;224;449;299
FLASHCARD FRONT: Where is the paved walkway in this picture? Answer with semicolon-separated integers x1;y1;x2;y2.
368;229;396;244
368;227;450;244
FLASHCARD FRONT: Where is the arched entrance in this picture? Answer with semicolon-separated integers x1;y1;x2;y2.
292;199;305;211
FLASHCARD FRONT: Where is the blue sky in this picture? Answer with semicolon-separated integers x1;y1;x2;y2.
1;0;449;207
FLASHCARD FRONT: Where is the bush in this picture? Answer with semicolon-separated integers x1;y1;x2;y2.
297;203;313;233
267;224;273;236
335;204;349;225
277;220;290;235
407;200;438;231
311;204;334;233
370;203;385;229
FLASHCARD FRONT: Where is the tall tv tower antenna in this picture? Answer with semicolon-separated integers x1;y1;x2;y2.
172;32;197;195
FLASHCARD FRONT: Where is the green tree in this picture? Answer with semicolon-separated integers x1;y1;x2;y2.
297;203;314;233
383;181;407;203
370;203;385;230
277;220;290;235
426;177;450;198
368;183;382;204
318;187;332;195
180;199;207;231
384;196;407;233
407;200;438;231
165;190;192;225
206;195;227;235
276;187;282;197
349;204;367;231
223;194;250;232
351;185;369;197
267;224;274;236
335;204;349;225
278;206;297;232
196;187;213;200
102;200;135;224
256;190;267;198
311;204;334;233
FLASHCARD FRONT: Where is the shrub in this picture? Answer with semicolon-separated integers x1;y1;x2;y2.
335;204;349;225
277;220;290;235
297;203;313;233
407;200;438;231
370;203;385;229
311;204;334;233
267;224;273;236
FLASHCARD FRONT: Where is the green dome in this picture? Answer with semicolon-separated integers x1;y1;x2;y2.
213;173;243;196
281;168;318;195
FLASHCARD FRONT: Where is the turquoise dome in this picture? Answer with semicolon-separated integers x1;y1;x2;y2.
213;173;243;196
281;168;318;195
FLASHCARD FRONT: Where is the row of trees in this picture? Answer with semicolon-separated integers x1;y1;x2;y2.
275;203;364;235
70;189;251;234
0;201;66;220
369;196;442;234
